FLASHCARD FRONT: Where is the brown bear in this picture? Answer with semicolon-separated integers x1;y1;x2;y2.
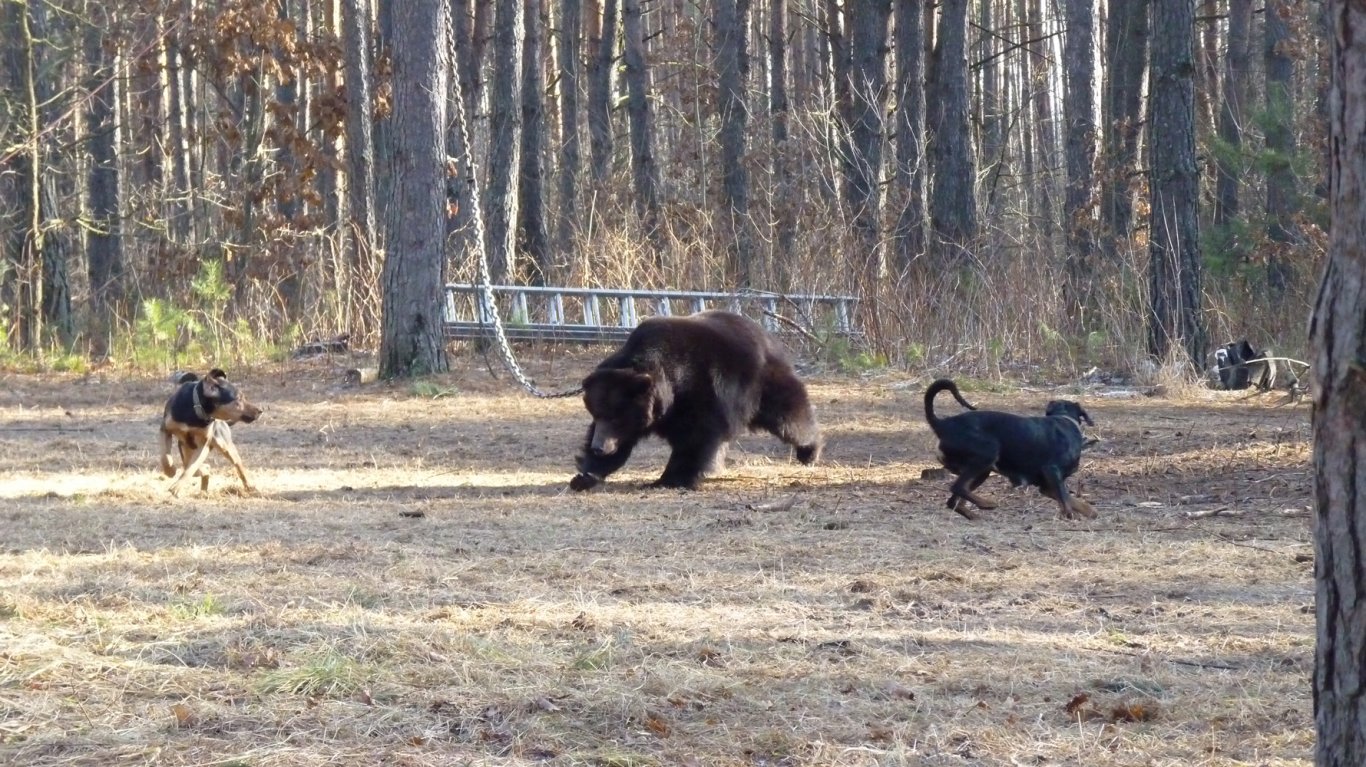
569;310;823;491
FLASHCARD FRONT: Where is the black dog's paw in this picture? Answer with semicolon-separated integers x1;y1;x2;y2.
569;473;602;491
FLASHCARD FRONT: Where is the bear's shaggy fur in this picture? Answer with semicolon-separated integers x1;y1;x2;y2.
569;311;823;490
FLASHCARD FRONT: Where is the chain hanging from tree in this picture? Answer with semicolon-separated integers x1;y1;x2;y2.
444;14;583;399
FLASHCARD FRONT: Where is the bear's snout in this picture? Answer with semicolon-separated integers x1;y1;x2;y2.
590;425;618;456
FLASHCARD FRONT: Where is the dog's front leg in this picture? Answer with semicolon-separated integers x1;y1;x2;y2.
212;423;255;493
159;428;178;478
170;437;217;496
1041;468;1096;519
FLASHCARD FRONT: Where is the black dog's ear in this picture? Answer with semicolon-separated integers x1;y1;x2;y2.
208;368;229;380
1045;400;1093;426
1236;340;1257;363
174;371;199;385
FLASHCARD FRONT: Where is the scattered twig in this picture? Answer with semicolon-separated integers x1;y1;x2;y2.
762;309;824;349
1183;507;1239;519
1097;647;1241;671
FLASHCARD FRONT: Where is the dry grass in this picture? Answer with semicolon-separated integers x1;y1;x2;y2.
0;355;1314;766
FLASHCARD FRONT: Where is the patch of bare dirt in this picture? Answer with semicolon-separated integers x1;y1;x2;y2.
0;358;1314;766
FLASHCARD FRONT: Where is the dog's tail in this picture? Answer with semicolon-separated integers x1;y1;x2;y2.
924;378;977;431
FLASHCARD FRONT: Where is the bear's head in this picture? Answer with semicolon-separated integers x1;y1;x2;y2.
581;367;662;456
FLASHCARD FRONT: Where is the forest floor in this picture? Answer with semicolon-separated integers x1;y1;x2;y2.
0;351;1315;766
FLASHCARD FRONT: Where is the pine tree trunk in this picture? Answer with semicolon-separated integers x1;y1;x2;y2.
1063;0;1097;320
715;0;753;285
1313;10;1366;762
929;0;978;253
86;2;125;354
768;0;793;286
586;0;617;185
485;0;523;282
1264;0;1299;294
1214;0;1250;231
1100;0;1147;260
892;0;926;272
343;0;379;335
1146;0;1206;366
379;0;451;377
518;0;550;283
555;0;583;270
1026;0;1056;237
845;0;892;282
622;0;661;248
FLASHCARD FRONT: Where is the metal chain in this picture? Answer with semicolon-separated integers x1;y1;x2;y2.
445;10;583;399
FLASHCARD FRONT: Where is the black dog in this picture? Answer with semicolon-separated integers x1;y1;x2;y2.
1213;339;1298;393
924;379;1096;520
159;369;262;495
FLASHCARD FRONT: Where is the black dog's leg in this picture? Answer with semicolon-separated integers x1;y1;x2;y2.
572;425;638;490
1040;466;1096;519
947;468;996;519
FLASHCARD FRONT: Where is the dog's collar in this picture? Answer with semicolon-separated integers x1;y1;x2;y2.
191;385;210;422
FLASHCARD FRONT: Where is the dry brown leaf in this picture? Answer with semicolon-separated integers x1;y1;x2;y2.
1110;700;1160;722
868;725;894;742
881;681;916;700
1064;692;1090;716
644;711;670;738
170;702;195;727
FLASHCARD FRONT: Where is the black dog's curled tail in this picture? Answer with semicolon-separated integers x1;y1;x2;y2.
923;378;977;430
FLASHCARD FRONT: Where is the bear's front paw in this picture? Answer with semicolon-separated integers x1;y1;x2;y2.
569;472;602;491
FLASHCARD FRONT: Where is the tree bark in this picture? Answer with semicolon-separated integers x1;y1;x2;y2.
586;0;617;185
86;1;125;354
929;0;977;253
485;0;523;282
622;0;661;249
1025;0;1056;237
715;0;753;285
845;0;892;282
1214;0;1250;233
343;0;379;335
892;0;926;272
1146;0;1206;367
1264;0;1299;294
1063;0;1097;320
3;0;44;350
555;0;582;270
769;0;794;286
1100;0;1147;260
1313;8;1366;764
518;0;550;283
379;0;451;377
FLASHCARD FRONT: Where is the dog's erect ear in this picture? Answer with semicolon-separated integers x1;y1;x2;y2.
200;376;220;398
208;368;229;381
175;371;199;385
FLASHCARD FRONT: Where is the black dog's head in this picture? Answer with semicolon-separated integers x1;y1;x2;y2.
197;368;262;424
1044;399;1094;427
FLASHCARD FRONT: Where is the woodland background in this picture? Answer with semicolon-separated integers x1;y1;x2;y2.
0;0;1327;377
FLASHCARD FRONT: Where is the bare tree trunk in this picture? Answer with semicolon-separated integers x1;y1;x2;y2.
86;1;125;354
586;0;617;185
979;0;1004;213
716;0;753;285
167;0;194;242
1063;0;1097;321
929;0;977;253
555;0;582;270
769;0;794;286
379;0;451;377
1026;0;1056;237
343;0;379;336
622;0;661;249
892;0;926;272
485;0;522;282
1313;10;1366;762
844;0;892;283
1214;0;1250;234
1100;0;1147;260
518;0;550;283
1264;0;1299;295
1195;0;1218;139
1146;0;1206;366
3;0;44;350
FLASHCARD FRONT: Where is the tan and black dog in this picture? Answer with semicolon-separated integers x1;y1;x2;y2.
924;378;1096;520
159;369;262;495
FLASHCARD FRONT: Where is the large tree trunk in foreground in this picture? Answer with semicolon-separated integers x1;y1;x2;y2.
379;0;451;378
1313;4;1366;763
